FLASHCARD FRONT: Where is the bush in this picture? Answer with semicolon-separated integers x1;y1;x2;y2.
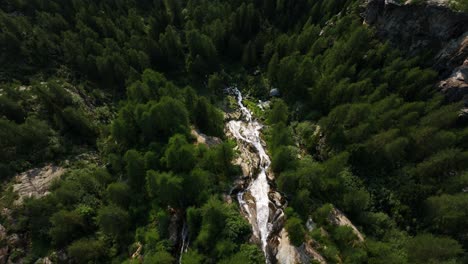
67;238;106;263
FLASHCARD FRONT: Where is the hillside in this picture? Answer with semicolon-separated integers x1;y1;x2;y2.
0;0;467;263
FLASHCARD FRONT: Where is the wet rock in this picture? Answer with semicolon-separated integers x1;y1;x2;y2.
269;210;286;235
269;191;284;208
168;208;183;247
13;165;65;205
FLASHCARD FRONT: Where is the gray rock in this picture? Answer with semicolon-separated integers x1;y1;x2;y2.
270;88;280;97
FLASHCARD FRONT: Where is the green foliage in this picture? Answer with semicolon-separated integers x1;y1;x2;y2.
181;250;205;264
201;141;236;182
67;238;106;263
3;0;468;262
208;73;224;95
124;150;146;192
193;197;251;257
425;193;468;238
450;0;468;12
96;205;130;238
162;134;196;173
219;244;265;264
143;250;175;264
285;217;305;246
146;170;183;207
49;210;84;246
106;182;131;208
267;99;289;125
407;234;463;264
271;146;297;173
138;96;190;143
194;97;224;137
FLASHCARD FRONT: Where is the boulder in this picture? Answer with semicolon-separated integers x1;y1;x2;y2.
270;88;280;97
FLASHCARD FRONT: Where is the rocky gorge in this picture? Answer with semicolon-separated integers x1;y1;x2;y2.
363;0;468;110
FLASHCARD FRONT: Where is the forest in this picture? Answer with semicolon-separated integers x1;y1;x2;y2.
0;0;467;263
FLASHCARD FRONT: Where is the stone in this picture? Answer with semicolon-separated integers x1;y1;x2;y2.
270;88;280;97
6;234;20;247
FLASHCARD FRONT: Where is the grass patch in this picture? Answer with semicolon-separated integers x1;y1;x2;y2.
243;98;265;120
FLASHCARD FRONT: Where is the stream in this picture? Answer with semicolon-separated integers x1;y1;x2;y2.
226;87;293;263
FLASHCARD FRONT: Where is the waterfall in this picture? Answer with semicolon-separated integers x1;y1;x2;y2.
226;87;273;261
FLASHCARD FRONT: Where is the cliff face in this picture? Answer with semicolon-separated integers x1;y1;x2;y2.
363;0;468;105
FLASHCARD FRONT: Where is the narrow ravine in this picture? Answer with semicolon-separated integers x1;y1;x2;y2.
226;87;294;263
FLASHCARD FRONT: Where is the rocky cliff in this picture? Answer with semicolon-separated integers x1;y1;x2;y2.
363;0;468;107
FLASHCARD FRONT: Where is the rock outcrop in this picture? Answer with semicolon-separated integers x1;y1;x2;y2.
12;165;65;205
363;0;468;106
328;208;365;242
191;128;222;147
274;229;326;264
438;60;468;102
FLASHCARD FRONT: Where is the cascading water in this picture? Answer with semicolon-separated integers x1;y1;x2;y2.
226;87;273;261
